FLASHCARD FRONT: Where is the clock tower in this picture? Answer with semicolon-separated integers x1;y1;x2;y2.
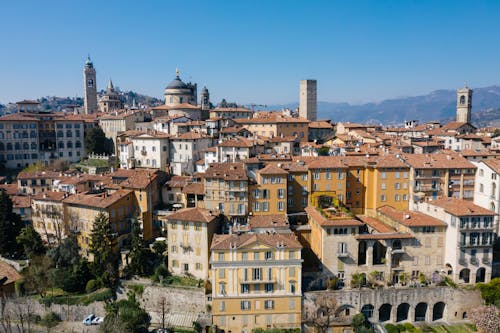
83;56;98;114
456;84;472;123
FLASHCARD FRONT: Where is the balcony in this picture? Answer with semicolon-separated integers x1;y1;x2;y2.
482;257;490;265
415;174;441;179
337;252;349;258
470;257;478;265
458;241;492;248
391;246;406;254
140;150;147;156
415;185;440;191
240;278;276;284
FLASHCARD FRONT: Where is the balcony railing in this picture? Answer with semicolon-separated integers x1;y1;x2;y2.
337;252;349;258
391;246;406;254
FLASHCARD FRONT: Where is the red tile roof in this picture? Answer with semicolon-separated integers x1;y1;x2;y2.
166;207;218;223
429;197;496;216
211;233;302;250
377;205;447;227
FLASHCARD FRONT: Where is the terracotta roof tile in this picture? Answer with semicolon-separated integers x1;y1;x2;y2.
0;261;22;286
377;205;447;227
63;189;133;209
401;152;475;169
257;164;288;175
211;233;302;250
203;163;247;180
429;197;496;216
166;207;218;223
249;214;289;229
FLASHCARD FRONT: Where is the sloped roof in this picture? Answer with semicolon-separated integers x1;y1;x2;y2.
211;233;302;250
166;207;218;223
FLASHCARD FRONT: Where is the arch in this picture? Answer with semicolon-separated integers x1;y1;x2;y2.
432;302;445;321
358;240;367;265
415;303;427;322
445;263;453;276
396;303;410;322
476;267;486;283
336;304;355;317
378;303;392;322
462;312;467;319
361;304;374;319
459;268;470;283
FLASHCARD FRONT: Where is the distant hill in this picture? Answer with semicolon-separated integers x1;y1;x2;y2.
269;85;500;127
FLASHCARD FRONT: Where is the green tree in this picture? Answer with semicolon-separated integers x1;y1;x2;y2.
152;240;166;257
126;217;149;276
23;256;53;298
17;225;46;259
102;291;151;333
317;146;330;156
477;278;500;308
0;190;24;258
47;236;80;268
58;258;92;293
351;313;373;333
85;127;112;155
90;212;118;287
350;273;365;289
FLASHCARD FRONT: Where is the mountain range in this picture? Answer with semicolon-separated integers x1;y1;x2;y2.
269;85;500;127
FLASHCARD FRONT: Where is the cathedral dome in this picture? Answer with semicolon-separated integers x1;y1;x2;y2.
166;76;188;89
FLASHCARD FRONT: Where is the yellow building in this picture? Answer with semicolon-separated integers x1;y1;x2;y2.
166;207;219;280
306;156;348;208
362;155;410;215
211;233;303;332
62;189;136;255
280;159;309;213
112;169;163;241
234;112;310;141
343;157;366;215
249;164;288;215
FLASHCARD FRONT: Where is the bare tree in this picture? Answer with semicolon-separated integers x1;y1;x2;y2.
303;293;342;333
158;296;171;332
35;204;65;246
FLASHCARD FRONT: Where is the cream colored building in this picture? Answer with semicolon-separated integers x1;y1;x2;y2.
165;207;219;280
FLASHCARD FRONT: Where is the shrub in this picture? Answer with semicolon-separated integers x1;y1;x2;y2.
404;323;416;332
329;277;339;290
385;324;399;333
152;263;169;282
40;311;61;329
85;279;98;293
397;324;406;331
15;279;25;296
130;283;145;296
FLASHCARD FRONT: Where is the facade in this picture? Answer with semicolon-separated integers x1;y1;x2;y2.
129;132;170;170
83;56;98;114
415;198;495;284
31;191;67;245
0;111;92;169
165;207;219;280
473;159;500;233
209;107;253;119
211;233;303;332
203;163;248;225
169;132;212;176
249;164;288;216
63;189;136;255
299;79;317;121
234;113;310;141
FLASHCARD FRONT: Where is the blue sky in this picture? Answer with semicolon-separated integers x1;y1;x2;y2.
1;0;499;105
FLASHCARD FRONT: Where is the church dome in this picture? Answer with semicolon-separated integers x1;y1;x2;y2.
166;76;188;89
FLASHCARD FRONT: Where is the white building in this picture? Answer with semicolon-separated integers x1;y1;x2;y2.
415;197;495;284
473;159;500;234
169;132;212;176
130;132;170;170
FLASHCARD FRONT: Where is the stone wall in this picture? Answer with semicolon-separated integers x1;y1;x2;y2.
304;286;482;324
120;281;208;324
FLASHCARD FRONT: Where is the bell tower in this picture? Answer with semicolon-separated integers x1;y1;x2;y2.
83;56;98;114
456;84;472;123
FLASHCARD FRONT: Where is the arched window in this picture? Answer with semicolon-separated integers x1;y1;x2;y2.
460;95;465;105
361;304;374;318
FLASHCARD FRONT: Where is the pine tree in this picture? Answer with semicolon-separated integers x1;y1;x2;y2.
89;212;118;287
16;225;46;259
84;127;111;155
0;190;24;258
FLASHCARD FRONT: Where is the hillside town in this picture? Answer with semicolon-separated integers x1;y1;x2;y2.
0;57;499;333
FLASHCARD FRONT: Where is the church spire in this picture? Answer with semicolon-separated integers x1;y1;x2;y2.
107;78;114;91
176;68;180;77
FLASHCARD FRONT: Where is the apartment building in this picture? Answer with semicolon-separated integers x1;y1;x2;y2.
31;191;68;244
209;107;253;119
415;197;495;283
165;207;219;280
211;233;302;332
402;152;476;209
17;170;61;195
249;164;288;216
129;132;170;170
62;189;136;255
0;112;89;169
169;132;212;175
306;156;348;207
473;159;500;233
234;113;309;141
203;163;248;225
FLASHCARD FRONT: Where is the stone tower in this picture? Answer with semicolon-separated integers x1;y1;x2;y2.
299;79;317;121
200;86;210;111
456;84;473;123
83;56;98;114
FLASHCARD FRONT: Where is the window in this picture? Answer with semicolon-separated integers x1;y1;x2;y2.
264;300;274;309
171;245;177;253
265;283;274;293
218;253;224;261
242;252;248;260
196;263;202;270
278;201;284;211
277;188;285;198
254;252;260;260
265;251;273;260
381;194;386;202
338;242;348;254
289;251;296;259
241;300;251;310
290;267;296;277
219;268;225;279
381;183;386;190
241;284;250;294
252;268;262;280
381;172;387;179
395;183;400;189
219;300;225;311
314;172;320;180
326;171;332;180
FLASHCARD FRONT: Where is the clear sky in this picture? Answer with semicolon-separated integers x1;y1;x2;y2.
1;0;499;105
